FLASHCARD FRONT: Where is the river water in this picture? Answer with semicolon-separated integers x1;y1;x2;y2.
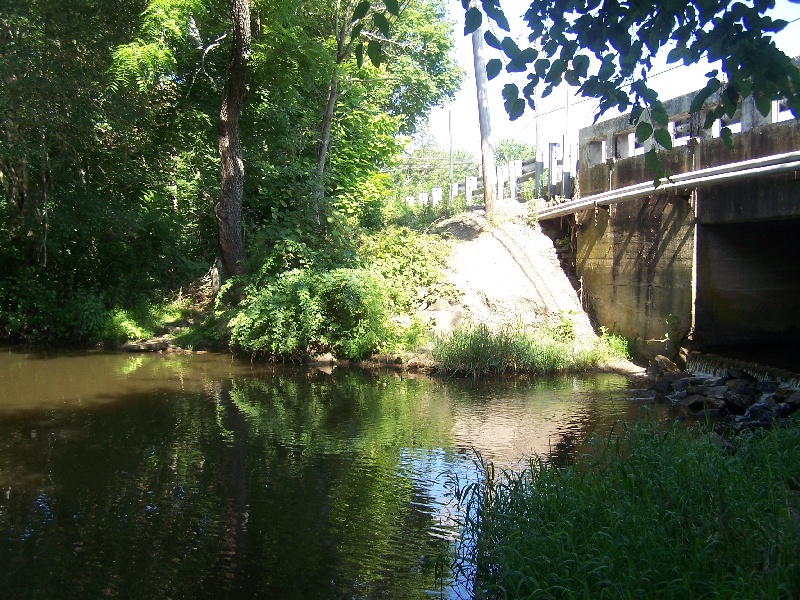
0;350;669;599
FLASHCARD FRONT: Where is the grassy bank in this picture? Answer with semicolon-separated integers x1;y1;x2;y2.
432;322;630;378
459;420;800;598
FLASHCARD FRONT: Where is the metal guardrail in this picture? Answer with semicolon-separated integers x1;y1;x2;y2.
534;151;800;221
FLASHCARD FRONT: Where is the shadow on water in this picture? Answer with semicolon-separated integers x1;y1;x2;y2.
0;350;672;599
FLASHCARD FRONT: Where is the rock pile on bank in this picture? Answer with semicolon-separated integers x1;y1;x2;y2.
648;354;800;430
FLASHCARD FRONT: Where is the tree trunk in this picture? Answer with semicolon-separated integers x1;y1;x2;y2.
313;70;340;219
216;0;251;277
470;1;497;215
313;0;354;222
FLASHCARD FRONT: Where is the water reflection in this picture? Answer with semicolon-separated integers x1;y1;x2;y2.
0;350;666;598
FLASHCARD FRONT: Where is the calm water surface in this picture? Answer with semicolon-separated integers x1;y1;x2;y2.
0;350;669;599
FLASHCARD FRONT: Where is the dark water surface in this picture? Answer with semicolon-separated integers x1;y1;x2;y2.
0;350;666;599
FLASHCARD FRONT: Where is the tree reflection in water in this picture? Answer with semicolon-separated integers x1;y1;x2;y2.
0;352;663;599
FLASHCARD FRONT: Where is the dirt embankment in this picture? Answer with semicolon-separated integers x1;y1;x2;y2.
419;210;594;343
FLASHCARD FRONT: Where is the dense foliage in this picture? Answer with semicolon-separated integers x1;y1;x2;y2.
226;225;452;360
459;419;800;597
0;0;462;347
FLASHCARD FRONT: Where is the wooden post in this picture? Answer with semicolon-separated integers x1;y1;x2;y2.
470;0;497;215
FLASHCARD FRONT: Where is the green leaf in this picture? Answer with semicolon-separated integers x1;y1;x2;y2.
352;0;371;22
654;127;673;149
560;39;579;62
690;78;721;114
350;23;364;42
507;58;528;73
546;58;566;83
464;7;482;34
507;98;525;120
651;105;669;126
383;0;399;16
755;93;772;117
703;107;721;129
666;46;684;64
520;47;537;63
721;126;733;149
631;80;659;105
356;42;364;68
598;53;616;80
523;80;537;106
373;13;390;36
501;36;521;59
482;1;510;31
367;39;382;67
486;58;502;80
572;54;590;77
503;84;525;120
484;31;502;50
534;58;550;77
645;149;662;185
636;121;653;144
564;70;580;86
502;83;519;102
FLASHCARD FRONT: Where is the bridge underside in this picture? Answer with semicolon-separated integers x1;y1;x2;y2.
694;218;800;368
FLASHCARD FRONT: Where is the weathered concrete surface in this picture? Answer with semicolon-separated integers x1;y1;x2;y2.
612;147;693;188
697;121;800;224
576;195;695;359
575;104;800;362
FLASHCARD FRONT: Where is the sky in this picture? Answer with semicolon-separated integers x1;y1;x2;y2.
425;0;800;165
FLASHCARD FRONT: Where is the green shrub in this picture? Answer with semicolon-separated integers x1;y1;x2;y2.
317;268;396;360
227;269;324;358
357;226;454;313
0;274;72;342
228;267;397;361
460;420;800;598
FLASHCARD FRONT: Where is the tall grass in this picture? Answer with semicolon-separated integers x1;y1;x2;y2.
458;421;800;598
432;322;629;378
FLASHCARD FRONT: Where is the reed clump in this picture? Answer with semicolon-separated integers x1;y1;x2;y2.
432;321;629;378
459;420;800;598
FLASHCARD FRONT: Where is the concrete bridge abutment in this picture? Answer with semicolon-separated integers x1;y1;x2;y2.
574;114;800;365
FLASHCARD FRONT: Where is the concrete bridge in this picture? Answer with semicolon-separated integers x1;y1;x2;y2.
534;88;800;367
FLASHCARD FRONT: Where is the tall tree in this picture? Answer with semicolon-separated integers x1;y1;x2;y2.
314;0;401;216
216;0;251;276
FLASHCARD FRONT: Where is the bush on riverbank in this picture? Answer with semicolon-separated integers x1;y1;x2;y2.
225;226;451;360
460;420;800;598
228;267;398;360
432;322;629;378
